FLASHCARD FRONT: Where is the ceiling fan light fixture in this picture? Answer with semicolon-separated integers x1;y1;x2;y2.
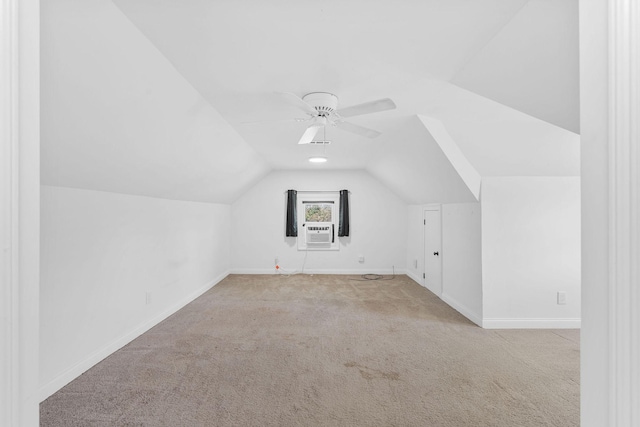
308;156;328;163
277;91;396;144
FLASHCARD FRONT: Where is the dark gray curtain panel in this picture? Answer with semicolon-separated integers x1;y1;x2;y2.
338;189;349;237
286;189;297;237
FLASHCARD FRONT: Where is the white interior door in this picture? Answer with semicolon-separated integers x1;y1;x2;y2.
424;209;442;296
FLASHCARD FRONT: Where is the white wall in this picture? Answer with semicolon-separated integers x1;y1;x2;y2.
579;0;609;424
405;205;425;284
441;203;482;325
406;203;482;325
39;186;230;400
231;170;407;274
481;177;581;328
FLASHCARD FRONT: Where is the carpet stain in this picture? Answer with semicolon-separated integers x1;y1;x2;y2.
344;361;400;381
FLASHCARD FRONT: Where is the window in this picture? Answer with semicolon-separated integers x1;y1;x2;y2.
305;203;332;222
297;192;340;250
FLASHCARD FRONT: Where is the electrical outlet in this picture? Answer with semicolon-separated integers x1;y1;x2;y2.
275;256;279;265
358;255;364;263
413;259;418;269
145;292;152;305
557;291;567;305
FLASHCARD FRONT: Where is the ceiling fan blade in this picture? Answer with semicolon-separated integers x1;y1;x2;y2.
278;92;317;116
335;121;381;139
298;125;322;144
335;98;396;118
241;117;308;125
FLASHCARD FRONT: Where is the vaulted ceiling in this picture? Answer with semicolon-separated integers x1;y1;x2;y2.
41;0;579;204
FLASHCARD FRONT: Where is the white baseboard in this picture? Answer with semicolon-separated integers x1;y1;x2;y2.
405;270;423;286
482;317;581;329
39;271;229;402
230;268;406;276
303;268;406;275
230;268;278;274
441;293;482;327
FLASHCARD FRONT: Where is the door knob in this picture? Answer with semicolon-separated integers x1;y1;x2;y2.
433;251;439;256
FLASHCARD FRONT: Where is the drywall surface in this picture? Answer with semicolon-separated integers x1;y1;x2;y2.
41;0;269;203
481;177;581;328
418;116;481;200
579;0;610;424
441;203;482;325
231;170;407;274
366;116;478;205
39;186;230;399
405;205;425;285
406;203;482;325
452;0;579;133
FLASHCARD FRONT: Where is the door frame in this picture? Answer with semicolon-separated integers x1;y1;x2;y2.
1;0;40;424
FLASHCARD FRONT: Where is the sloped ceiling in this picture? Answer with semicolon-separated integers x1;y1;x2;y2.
365;116;478;205
452;0;580;133
42;0;579;204
415;79;580;177
41;0;270;203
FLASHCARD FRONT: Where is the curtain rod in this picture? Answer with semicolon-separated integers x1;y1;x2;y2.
283;190;351;194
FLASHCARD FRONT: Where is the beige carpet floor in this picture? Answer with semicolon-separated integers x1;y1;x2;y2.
40;274;579;426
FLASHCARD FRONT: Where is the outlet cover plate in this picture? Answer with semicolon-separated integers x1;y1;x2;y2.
557;291;567;305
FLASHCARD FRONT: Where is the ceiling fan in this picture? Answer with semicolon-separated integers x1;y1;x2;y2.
277;92;396;145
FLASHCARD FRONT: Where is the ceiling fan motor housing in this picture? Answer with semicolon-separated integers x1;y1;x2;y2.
303;92;338;116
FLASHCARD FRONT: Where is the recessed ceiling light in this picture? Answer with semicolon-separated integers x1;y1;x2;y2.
308;156;328;163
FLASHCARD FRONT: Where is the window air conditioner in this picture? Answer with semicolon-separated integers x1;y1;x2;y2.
306;225;333;246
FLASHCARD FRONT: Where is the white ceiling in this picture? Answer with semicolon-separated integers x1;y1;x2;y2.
41;0;270;203
41;0;579;204
452;0;580;133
